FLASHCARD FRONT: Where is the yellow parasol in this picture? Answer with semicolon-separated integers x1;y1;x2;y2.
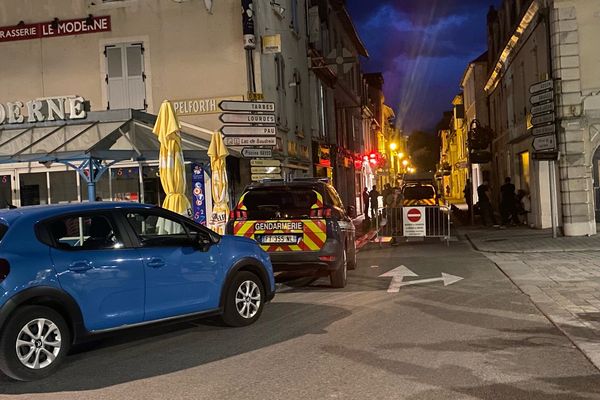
152;100;191;216
207;131;229;234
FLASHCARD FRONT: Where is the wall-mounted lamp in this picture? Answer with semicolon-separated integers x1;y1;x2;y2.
270;1;285;18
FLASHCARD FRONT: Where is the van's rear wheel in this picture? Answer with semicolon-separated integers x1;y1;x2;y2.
330;250;347;288
0;306;70;381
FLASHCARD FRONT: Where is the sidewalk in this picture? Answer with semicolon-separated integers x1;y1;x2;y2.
459;224;600;370
460;225;600;253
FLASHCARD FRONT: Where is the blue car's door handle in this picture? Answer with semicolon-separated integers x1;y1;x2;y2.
68;261;92;273
146;258;166;269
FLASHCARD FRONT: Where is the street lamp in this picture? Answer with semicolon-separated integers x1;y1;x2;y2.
397;152;404;159
402;159;409;167
389;142;398;151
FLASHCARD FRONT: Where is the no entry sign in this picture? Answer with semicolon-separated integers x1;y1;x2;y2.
403;207;426;237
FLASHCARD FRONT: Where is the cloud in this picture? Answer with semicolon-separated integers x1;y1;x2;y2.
347;0;498;133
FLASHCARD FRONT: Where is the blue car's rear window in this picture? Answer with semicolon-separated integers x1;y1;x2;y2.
0;224;7;241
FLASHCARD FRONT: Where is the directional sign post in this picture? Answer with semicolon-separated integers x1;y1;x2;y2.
251;173;282;181
532;123;556;137
221;126;276;136
529;79;559;239
224;137;277;146
531;102;554;116
241;148;272;158
219;113;276;125
251;166;281;174
250;159;281;167
529;79;553;94
531;112;555;126
530;90;554;105
533;135;556;152
219;100;275;112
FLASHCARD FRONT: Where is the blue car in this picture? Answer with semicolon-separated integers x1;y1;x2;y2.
0;202;275;381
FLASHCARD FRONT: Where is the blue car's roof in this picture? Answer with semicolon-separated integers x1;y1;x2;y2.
0;202;156;224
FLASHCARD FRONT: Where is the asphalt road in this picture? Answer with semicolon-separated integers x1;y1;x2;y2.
1;240;600;399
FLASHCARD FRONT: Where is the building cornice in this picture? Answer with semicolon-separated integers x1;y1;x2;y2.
484;1;540;93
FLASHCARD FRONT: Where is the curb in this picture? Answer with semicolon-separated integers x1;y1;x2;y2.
464;233;600;254
355;229;377;252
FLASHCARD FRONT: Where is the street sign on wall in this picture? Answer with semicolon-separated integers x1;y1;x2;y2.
219;100;275;112
531;113;555;126
530;90;554;105
531;102;554;116
221;126;276;136
529;79;553;94
223;136;276;146
219;113;276;124
241;148;272;158
533;135;557;152
251;173;282;181
251;166;281;174
532;124;556;137
250;159;281;167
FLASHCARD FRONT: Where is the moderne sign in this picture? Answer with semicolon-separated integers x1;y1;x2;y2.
0;16;111;43
0;96;87;125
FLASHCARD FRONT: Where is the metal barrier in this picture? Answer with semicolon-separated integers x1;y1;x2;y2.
378;205;451;244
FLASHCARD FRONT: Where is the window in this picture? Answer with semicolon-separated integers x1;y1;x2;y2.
47;215;122;250
125;211;192;247
105;43;146;110
49;171;78;204
242;188;318;219
290;0;299;34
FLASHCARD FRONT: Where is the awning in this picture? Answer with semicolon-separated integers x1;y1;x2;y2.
0;109;211;164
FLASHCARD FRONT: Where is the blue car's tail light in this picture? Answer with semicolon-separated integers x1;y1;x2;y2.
0;259;9;282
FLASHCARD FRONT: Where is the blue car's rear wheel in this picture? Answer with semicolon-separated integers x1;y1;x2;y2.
0;305;71;381
221;271;265;327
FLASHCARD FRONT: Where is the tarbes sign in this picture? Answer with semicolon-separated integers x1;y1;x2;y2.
0;96;87;125
0;16;111;43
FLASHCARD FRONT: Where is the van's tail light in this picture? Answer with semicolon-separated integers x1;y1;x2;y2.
229;210;248;220
310;208;333;218
0;259;10;282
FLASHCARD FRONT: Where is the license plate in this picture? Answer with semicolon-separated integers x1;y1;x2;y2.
261;235;298;244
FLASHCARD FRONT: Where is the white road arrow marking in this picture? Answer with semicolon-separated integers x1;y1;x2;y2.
379;267;463;292
379;266;418;293
395;273;463;290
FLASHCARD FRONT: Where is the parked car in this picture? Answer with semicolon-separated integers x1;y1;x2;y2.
0;202;275;381
226;178;356;288
401;183;440;206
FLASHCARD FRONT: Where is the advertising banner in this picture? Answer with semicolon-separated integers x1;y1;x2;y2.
191;163;207;225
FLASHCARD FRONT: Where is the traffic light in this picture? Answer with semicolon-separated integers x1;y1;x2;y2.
468;123;493;164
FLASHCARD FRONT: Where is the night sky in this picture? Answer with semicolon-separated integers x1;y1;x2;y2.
347;0;501;134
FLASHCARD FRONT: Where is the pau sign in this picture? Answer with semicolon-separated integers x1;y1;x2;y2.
0;96;87;125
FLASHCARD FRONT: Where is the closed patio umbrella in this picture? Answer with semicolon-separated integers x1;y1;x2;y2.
207;131;229;234
152;100;191;217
